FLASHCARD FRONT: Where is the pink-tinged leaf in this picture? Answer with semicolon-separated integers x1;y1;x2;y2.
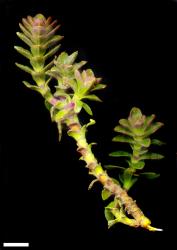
144;122;164;137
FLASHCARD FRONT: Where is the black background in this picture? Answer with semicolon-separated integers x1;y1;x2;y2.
0;0;177;248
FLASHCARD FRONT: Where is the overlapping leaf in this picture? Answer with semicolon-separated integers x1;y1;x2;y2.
46;51;86;90
15;14;63;88
46;51;105;116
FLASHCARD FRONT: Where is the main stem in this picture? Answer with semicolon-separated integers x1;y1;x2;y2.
64;112;160;231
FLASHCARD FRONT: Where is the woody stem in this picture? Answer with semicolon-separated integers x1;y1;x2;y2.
64;112;153;230
45;95;161;231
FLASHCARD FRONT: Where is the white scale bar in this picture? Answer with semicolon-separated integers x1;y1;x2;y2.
3;243;29;247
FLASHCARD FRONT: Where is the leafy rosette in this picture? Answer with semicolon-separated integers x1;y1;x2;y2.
107;107;164;190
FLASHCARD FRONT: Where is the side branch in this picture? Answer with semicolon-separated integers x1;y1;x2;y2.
64;113;161;231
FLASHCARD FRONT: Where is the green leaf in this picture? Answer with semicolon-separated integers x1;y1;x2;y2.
45;23;61;39
15;63;33;74
86;119;96;128
104;207;115;222
129;160;145;169
109;151;131;157
91;84;106;91
129;107;143;121
151;139;165;146
16;32;33;47
54;109;68;122
137;138;151;147
122;169;132;181
139;148;148;155
66;51;78;64
14;46;32;59
44;44;61;60
88;142;97;150
140;172;160;179
104;165;126;170
142;138;151;147
112;135;134;143
143;114;156;130
140;153;164;160
19;23;31;39
106;200;117;209
22;81;41;92
46;69;59;79
123;176;138;190
114;125;133;137
44;100;52;111
44;35;63;49
57;51;68;64
74;61;87;71
119;173;124;184
74;100;83;113
82;94;102;102
21;18;31;32
44;60;54;71
67;79;78;92
119;119;131;130
108;219;118;229
82;102;93;115
101;189;112;200
81;119;96;135
144;122;164;137
119;169;138;190
54;88;67;95
67;130;80;140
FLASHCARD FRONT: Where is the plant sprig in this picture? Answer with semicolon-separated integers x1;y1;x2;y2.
14;14;163;232
107;107;164;190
